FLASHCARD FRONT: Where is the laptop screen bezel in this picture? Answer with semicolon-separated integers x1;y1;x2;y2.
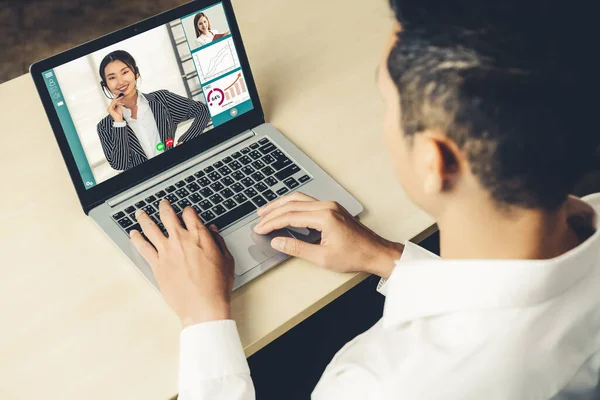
30;0;264;215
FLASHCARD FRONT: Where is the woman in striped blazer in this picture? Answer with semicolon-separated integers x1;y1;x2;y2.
96;50;211;171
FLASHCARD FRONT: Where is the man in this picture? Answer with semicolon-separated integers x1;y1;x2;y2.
130;0;600;398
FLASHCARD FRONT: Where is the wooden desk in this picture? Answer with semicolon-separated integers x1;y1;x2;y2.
0;0;435;399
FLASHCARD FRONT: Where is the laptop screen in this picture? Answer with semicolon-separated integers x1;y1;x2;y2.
39;1;253;190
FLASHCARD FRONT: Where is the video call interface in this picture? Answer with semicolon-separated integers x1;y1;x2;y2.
42;2;253;190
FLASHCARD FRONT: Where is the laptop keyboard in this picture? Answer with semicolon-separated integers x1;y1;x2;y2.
111;137;313;237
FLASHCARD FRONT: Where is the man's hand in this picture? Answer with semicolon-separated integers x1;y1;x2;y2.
253;192;403;278
130;200;235;328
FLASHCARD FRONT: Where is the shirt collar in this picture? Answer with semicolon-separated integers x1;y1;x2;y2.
122;92;149;121
383;195;600;328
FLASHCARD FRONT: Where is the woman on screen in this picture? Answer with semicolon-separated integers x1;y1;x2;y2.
194;12;230;46
96;50;211;171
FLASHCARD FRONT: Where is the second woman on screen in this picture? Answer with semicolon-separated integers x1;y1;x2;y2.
96;50;211;171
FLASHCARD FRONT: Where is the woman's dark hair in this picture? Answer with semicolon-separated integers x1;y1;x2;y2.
386;0;597;211
99;50;140;99
194;13;211;38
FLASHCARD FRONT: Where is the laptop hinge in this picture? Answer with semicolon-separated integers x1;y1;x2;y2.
107;129;255;208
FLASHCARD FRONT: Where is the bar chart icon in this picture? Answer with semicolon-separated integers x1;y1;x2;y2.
224;73;247;101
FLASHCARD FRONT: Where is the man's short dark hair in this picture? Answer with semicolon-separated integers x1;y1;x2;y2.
386;0;597;210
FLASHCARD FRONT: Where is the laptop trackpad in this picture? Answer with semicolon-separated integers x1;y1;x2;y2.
225;222;294;276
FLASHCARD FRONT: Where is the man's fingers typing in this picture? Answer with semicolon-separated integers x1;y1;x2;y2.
130;230;159;266
253;210;327;234
135;210;166;250
159;200;183;237
257;192;317;216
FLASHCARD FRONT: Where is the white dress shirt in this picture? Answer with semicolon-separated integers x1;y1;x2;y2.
195;29;219;46
113;93;161;159
178;193;600;400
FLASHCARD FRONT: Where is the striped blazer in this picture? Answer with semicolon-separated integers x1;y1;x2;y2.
96;90;211;171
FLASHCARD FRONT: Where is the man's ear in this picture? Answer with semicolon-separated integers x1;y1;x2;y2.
420;131;463;193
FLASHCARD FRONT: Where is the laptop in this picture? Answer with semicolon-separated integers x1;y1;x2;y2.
30;0;362;290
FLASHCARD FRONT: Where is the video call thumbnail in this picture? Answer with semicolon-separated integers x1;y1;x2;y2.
42;2;253;189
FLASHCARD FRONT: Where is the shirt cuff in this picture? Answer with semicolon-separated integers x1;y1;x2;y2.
377;241;439;296
179;320;249;384
113;121;127;128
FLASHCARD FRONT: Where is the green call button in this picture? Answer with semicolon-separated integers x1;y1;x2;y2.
156;142;165;151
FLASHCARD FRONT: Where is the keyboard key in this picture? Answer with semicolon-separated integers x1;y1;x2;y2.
153;200;161;209
258;143;276;155
165;185;176;193
199;200;213;210
251;195;267;207
251;172;265;182
249;150;262;160
241;177;255;187
192;205;202;214
240;155;252;165
231;151;241;159
261;166;275;176
263;154;275;164
204;166;215;173
189;193;202;203
194;171;206;178
177;199;192;209
240;147;251;154
232;171;245;181
112;211;125;220
200;188;214;197
124;206;136;214
223;199;237;210
299;175;311;183
233;193;247;204
221;176;235;186
231;183;245;193
210;194;224;204
198;177;211;187
218;166;232;176
272;157;292;171
275;164;301;181
142;205;156;215
223;156;233;163
185;175;196;183
265;176;278;187
211;201;257;230
129;212;136;221
250;142;260;149
242;166;255;175
220;188;234;198
284;177;299;189
172;205;182;214
213;161;224;168
154;190;166;198
276;187;289;196
118;217;133;228
175;188;190;198
230;160;242;170
258;137;269;145
208;171;222;181
244;187;258;198
210;182;225;192
150;215;161;225
251;160;265;169
145;195;157;203
254;182;268;193
188;182;201;192
175;180;186;188
125;223;141;235
134;200;146;208
263;189;277;201
200;210;216;223
212;204;227;216
165;195;179;206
